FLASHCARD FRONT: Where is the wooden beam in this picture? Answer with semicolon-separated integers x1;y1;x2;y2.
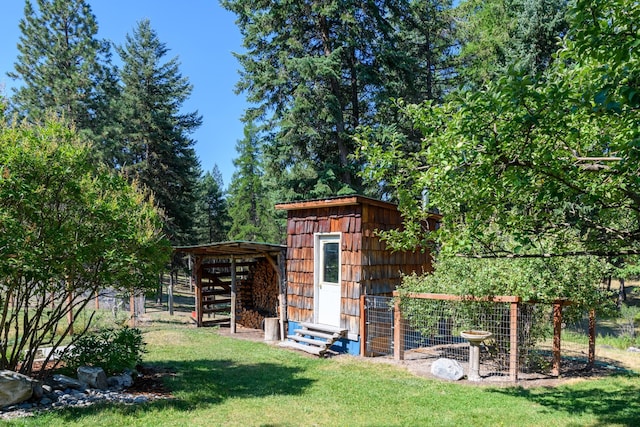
393;291;521;303
393;298;404;361
230;256;237;334
277;250;287;341
509;301;519;381
195;256;203;327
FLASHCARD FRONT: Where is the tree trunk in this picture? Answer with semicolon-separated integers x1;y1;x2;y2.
617;277;626;306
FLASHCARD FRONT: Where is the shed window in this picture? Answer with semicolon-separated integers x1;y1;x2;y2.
322;242;339;284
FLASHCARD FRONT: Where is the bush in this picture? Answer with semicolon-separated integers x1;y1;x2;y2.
63;327;146;376
0;117;170;375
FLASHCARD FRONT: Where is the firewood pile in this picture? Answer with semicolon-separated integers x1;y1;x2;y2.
238;307;264;329
248;258;278;315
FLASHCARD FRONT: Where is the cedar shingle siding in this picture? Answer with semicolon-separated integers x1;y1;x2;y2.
276;196;435;336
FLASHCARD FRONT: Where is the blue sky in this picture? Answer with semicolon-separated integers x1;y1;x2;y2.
0;0;246;187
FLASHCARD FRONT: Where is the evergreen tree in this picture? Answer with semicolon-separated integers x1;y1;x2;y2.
381;0;456;105
455;0;568;88
193;165;231;244
227;122;283;243
223;0;456;200
8;0;117;147
116;19;201;244
0;85;7;117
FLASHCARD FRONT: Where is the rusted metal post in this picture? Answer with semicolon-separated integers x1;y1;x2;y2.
393;297;404;361
588;308;596;370
509;301;519;381
360;294;367;357
552;301;562;376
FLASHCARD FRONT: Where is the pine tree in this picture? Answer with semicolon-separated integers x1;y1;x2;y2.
116;19;201;244
227;122;283;243
8;0;117;145
193;166;231;244
379;1;456;105
223;0;457;200
455;0;568;88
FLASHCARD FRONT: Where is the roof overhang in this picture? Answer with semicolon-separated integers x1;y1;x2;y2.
275;195;443;220
275;195;397;211
173;241;286;258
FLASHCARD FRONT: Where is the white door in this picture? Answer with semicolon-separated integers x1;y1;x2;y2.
315;234;341;327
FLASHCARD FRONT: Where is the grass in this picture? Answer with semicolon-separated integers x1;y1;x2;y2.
5;325;639;427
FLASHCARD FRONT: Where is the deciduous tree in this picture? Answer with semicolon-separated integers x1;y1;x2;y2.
0;116;170;376
360;0;640;260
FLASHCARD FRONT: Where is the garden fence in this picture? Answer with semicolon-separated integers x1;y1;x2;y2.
361;293;596;382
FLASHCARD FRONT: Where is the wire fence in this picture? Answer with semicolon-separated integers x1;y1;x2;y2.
363;294;594;381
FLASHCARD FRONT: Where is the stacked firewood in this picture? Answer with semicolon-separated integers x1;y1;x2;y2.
249;259;278;315
238;307;264;329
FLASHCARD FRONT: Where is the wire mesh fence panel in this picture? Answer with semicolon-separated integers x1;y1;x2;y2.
363;296;394;356
400;298;514;378
363;294;598;381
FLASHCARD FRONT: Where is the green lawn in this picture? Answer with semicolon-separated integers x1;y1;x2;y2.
6;326;639;427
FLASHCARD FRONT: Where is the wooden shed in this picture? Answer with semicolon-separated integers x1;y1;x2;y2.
275;195;438;355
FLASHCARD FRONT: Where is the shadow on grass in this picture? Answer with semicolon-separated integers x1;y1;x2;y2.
55;358;314;422
490;373;640;426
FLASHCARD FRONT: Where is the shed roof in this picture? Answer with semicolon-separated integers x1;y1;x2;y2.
275;195;443;220
174;241;286;258
275;195;397;211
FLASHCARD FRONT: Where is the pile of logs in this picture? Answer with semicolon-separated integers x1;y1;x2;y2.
238;307;264;329
248;259;278;315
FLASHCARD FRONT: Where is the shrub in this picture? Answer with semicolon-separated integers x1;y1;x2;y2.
0;117;170;376
63;327;146;376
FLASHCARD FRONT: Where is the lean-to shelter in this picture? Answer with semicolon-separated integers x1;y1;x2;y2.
174;241;287;337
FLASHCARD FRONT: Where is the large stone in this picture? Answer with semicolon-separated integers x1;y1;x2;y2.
431;358;465;381
0;370;35;408
107;371;133;390
77;366;108;390
52;374;86;390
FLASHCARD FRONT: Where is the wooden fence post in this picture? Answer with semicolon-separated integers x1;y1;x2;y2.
194;256;202;327
230;256;237;334
394;297;404;361
509;301;519;381
552;301;562;376
168;271;174;316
